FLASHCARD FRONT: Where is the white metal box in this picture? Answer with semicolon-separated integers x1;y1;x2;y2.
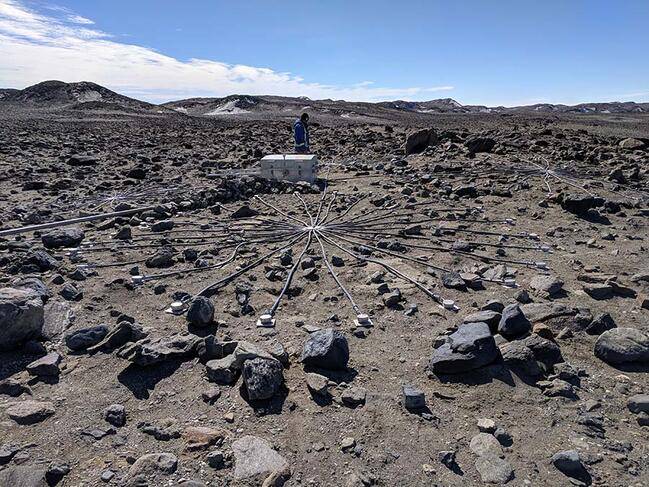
260;154;318;183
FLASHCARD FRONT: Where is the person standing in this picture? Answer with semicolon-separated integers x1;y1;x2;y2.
293;112;310;153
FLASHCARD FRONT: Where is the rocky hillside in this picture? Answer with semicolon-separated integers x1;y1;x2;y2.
0;81;169;114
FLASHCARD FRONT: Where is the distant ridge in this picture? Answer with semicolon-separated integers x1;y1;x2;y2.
2;81;648;116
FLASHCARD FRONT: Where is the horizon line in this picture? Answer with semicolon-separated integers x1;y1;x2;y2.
4;80;649;109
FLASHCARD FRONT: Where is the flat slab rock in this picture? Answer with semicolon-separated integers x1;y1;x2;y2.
529;275;564;298
520;303;575;323
232;435;289;480
6;400;55;425
117;334;201;366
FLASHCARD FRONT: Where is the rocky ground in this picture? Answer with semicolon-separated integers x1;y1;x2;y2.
0;101;649;487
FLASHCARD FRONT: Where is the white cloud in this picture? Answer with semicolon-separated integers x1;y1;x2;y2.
66;14;94;25
0;0;454;103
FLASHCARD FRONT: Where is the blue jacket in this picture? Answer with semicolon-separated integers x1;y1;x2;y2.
293;119;309;150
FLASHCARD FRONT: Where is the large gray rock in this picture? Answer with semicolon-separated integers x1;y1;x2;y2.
585;313;616;336
463;310;501;331
466;137;496;154
41;227;84;249
498;304;531;339
499;341;542;376
242;357;284;401
196;336;238;362
529;275;564;299
404;128;437;155
104;404;127;427
520;333;563;369
145;247;175;268
0;287;44;351
561;194;605;216
117;334;201;366
594;327;649;364
26;352;62;377
20;250;59;272
233;340;274;369
301;329;349;370
470;433;502;456
126;452;178;486
402;385;426;411
520;303;575;323
475;454;514;484
551;450;587;479
65;325;109;351
430;322;498;374
0;466;49;487
232;435;289;481
627;394;649;414
205;355;237;384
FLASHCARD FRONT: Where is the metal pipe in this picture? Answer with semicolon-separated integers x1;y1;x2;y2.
294;193;315;226
317;191;338;226
324;229;538;270
312;184;329;226
253;195;309;227
321;229;450;274
317;231;447;307
269;230;313;316
0;206;157;238
197;231;308;298
324;195;367;225
313;231;362;314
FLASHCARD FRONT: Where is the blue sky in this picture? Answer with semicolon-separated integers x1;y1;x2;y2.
0;0;647;105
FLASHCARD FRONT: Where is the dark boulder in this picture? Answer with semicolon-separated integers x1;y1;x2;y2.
186;297;214;327
0;287;44;351
465;137;496;154
498;304;531;339
405;128;438;155
42;227;85;249
594;327;649;365
301;329;349;370
430;322;498;374
242;357;284;401
561;194;605;216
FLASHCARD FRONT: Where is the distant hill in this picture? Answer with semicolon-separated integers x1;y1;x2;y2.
165;93;649;118
0;80;171;113
0;88;19;100
3;81;649;117
163;95;268;116
376;98;490;114
519;101;649;114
